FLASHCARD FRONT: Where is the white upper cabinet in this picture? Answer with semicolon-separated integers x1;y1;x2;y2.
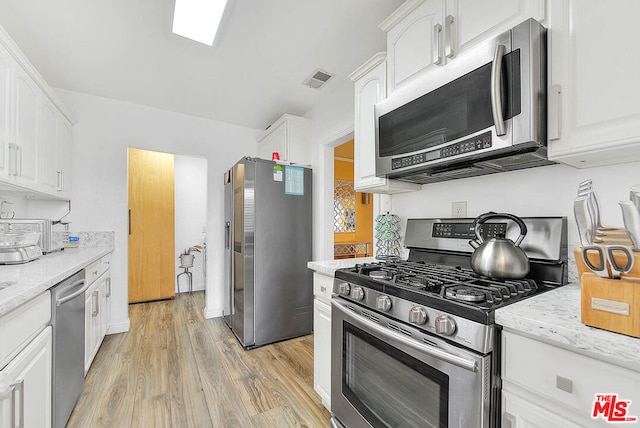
546;0;640;168
382;0;445;93
381;0;545;93
13;66;39;185
257;114;312;166
0;24;74;199
0;43;11;179
350;53;421;194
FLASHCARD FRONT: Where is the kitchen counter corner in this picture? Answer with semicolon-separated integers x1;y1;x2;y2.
495;283;640;372
0;247;113;316
307;257;377;277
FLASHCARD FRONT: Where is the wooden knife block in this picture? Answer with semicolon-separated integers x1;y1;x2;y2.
574;246;640;279
580;272;640;338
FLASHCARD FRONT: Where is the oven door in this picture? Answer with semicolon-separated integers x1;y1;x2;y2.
331;298;491;428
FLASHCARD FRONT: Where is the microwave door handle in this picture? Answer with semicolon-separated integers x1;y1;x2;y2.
433;23;443;65
491;44;507;136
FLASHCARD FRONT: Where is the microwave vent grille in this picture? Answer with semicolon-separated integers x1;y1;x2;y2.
478;151;550;170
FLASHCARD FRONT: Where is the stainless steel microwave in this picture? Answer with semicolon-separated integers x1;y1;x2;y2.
375;18;551;184
0;218;66;253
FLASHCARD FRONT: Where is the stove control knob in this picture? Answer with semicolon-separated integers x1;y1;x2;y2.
408;307;428;325
435;315;457;336
337;282;351;296
351;287;365;301
376;296;392;312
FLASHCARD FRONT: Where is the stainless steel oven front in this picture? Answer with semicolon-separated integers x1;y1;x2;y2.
331;298;491;428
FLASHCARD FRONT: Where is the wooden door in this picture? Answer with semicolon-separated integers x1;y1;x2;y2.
128;148;175;303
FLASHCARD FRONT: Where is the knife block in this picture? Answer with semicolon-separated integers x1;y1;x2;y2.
580;272;640;338
574;246;640;279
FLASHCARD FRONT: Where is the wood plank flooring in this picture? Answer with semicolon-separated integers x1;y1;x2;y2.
67;292;331;427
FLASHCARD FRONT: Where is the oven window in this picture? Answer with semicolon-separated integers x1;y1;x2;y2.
342;322;448;428
378;50;521;158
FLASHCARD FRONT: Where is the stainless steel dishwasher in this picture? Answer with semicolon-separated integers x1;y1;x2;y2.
50;269;88;428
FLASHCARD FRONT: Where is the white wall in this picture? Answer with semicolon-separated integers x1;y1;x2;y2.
174;154;207;293
57;89;261;331
391;162;640;250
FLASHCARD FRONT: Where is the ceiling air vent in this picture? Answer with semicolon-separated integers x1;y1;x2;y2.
303;69;334;89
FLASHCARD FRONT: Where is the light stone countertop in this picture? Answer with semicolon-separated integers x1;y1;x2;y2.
0;247;113;317
495;283;640;372
307;257;378;277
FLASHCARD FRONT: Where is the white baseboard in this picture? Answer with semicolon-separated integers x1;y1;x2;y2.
204;306;223;319
106;318;130;334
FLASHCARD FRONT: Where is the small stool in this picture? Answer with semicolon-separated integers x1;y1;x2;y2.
177;265;193;294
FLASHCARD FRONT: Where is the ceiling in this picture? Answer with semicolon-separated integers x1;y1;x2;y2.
0;0;403;131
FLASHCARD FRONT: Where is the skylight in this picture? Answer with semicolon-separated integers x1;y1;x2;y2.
172;0;228;46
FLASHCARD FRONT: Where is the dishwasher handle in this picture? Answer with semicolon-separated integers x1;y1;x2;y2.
56;279;89;306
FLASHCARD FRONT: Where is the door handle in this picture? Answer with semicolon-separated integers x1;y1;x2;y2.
433;23;443;65
128;209;131;235
56;279;89;306
92;290;99;316
445;15;456;59
491;44;507;136
225;221;230;249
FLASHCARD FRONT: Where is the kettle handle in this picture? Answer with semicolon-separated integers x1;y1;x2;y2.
473;212;528;247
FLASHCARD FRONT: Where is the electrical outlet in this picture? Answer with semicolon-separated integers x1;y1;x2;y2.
451;201;467;218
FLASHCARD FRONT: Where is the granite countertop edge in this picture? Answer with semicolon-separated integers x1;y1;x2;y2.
307;257;378;276
0;247;114;317
495;283;640;372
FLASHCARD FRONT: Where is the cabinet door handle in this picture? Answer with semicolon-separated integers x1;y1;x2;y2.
433;23;443;65
57;170;64;191
2;379;24;428
92;290;99;316
128;209;131;235
16;145;22;176
491;44;507;136
556;375;573;393
445;15;456;59
320;286;327;293
548;84;562;140
106;277;111;297
8;143;18;176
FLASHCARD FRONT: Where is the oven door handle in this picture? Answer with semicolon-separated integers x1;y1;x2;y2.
333;300;478;372
491;44;507;136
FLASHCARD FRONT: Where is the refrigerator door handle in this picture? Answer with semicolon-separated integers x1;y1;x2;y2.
225;221;231;249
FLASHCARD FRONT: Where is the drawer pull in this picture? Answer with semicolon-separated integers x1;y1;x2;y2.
320;286;327;293
556;375;573;393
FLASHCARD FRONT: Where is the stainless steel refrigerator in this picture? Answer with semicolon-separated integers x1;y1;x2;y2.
223;157;313;348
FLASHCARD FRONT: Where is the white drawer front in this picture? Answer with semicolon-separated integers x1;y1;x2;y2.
100;253;112;273
502;331;640;415
85;260;101;285
313;272;333;302
0;291;51;368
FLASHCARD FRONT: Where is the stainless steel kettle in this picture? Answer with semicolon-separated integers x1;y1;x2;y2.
468;212;530;279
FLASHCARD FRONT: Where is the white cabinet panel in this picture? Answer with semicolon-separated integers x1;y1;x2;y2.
547;0;640;167
313;297;331;411
13;66;38;185
384;0;444;92
0;326;52;428
38;98;57;191
0;43;11;179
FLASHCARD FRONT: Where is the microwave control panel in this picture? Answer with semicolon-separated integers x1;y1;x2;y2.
391;131;492;170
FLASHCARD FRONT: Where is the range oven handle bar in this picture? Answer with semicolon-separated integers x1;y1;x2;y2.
333;299;477;372
491;44;507;136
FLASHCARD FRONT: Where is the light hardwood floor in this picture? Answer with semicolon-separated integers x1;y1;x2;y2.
67;291;331;427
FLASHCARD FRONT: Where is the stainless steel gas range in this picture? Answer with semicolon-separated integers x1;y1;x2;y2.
330;217;567;428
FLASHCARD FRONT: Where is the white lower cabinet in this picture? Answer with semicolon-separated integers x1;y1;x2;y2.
84;257;111;374
0;326;52;428
501;330;640;427
313;272;333;411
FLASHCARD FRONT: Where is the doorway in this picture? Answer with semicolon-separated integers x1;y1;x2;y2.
333;140;373;259
128;148;176;303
